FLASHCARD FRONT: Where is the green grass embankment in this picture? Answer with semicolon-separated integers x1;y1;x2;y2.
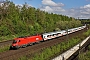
0;45;10;53
79;46;90;60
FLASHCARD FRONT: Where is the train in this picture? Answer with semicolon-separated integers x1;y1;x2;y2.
10;25;86;49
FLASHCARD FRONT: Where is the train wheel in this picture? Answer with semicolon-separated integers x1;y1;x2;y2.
29;43;33;46
15;46;20;49
22;44;27;48
9;46;12;50
36;41;40;44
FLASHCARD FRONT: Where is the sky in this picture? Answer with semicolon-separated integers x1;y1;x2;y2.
6;0;90;19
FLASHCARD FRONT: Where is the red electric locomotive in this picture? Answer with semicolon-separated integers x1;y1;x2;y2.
10;34;43;49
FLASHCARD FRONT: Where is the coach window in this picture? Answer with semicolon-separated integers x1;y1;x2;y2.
47;35;49;37
49;35;51;37
59;33;61;34
64;32;65;33
57;33;60;35
44;36;45;38
50;35;52;36
68;31;70;32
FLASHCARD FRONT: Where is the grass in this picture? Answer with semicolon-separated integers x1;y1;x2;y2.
0;45;10;53
18;56;28;60
0;35;17;42
79;45;90;60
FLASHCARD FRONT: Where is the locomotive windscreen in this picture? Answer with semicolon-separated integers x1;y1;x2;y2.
13;40;17;43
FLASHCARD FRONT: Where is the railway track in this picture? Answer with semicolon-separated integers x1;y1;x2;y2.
0;40;12;47
0;28;87;60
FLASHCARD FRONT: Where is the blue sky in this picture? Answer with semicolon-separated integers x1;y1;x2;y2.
10;0;90;19
12;0;89;8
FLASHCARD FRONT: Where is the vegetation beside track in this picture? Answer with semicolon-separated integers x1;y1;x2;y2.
79;45;90;60
18;30;90;60
0;45;10;53
0;35;15;42
78;29;90;60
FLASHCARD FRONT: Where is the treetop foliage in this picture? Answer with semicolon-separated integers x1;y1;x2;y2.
0;1;82;37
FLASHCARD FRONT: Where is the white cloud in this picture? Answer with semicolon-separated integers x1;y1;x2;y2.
41;0;65;14
41;6;53;12
80;4;90;16
40;0;90;19
81;4;90;8
42;0;64;7
42;0;57;6
52;7;65;12
66;4;90;19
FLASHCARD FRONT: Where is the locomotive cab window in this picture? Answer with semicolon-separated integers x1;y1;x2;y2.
19;40;20;42
13;40;17;43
